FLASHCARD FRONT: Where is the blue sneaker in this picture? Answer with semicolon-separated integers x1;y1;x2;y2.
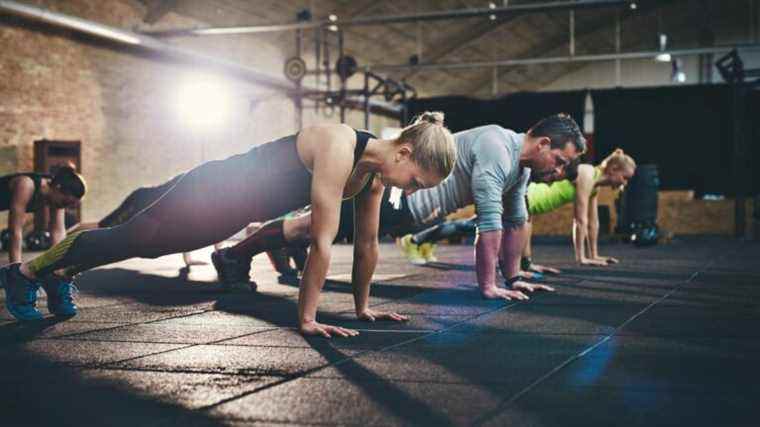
1;263;43;321
41;275;78;317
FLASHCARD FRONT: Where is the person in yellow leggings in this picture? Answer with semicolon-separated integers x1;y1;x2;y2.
399;149;636;276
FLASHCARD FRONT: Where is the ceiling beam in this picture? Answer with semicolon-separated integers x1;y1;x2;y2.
141;0;633;36
143;0;176;24
464;1;670;93
397;15;523;81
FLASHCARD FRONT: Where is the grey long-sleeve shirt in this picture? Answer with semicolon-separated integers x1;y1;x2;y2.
406;125;529;232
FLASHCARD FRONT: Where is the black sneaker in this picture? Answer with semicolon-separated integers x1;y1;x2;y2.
211;248;256;292
267;249;299;277
287;246;308;273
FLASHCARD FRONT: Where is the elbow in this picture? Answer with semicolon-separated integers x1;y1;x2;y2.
478;212;505;233
311;236;331;249
310;237;334;257
502;217;528;230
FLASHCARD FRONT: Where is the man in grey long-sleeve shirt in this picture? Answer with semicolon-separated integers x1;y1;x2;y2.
407;125;529;231
212;114;586;301
402;116;585;300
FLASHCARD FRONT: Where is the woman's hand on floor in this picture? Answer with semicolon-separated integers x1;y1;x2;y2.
531;263;562;275
481;286;530;301
357;308;409;323
300;320;359;338
579;258;608;266
511;281;555;293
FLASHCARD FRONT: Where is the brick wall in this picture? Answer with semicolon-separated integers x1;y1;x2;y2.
0;0;399;229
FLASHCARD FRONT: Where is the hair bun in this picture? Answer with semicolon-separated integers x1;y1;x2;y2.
417;111;445;126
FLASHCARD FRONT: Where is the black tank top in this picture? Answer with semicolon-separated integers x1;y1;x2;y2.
240;128;376;223
347;129;376;199
352;129;372;169
0;173;50;212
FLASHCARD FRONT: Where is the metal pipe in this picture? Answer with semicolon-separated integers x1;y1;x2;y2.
0;0;293;91
342;0;629;26
368;45;760;71
338;29;345;123
295;28;303;128
143;0;632;37
364;71;370;129
492;67;499;95
731;81;747;237
569;10;575;56
324;28;332;97
313;26;321;112
615;11;621;85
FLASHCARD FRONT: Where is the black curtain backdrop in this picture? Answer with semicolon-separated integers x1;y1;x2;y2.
747;89;760;196
407;86;758;195
592;84;759;196
405;90;587;134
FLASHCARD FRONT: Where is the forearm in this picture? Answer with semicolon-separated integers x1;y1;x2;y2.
588;221;599;258
501;223;529;278
522;220;533;259
475;230;502;292
573;220;588;262
297;242;331;325
352;240;378;314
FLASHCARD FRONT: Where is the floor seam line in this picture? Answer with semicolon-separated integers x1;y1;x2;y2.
195;298;523;412
473;248;730;426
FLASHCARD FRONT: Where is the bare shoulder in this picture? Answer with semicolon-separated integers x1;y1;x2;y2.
9;175;34;192
577;164;595;180
303;123;355;144
302;124;355;161
297;124;357;179
8;175;34;206
575;164;595;190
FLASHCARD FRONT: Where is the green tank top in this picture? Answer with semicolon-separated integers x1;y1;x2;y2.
527;167;601;215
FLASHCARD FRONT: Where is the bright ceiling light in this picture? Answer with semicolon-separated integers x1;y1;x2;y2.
175;73;233;131
655;33;670;62
655;53;672;62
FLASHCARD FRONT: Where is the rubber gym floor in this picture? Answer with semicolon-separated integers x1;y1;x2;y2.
1;237;758;426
